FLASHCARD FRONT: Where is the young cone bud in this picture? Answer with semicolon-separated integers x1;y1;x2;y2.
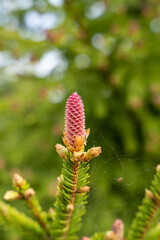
83;147;101;162
64;92;85;151
4;191;21;201
48;207;55;215
112;219;124;240
48;207;55;220
78;186;90;193
73;152;85;162
67;203;74;212
12;173;24;187
24;188;35;199
88;147;101;158
55;144;68;160
145;189;154;201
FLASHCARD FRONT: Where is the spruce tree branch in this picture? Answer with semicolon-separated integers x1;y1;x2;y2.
52;147;101;239
52;154;90;239
127;165;160;240
52;93;101;239
0;200;45;236
25;194;52;238
12;173;52;239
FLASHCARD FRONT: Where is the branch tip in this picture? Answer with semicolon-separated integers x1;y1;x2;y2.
24;188;35;199
145;189;154;201
12;173;24;187
73;152;85;162
83;147;101;162
4;191;21;201
55;144;68;160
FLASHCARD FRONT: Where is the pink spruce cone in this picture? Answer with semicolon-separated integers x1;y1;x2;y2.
65;92;85;148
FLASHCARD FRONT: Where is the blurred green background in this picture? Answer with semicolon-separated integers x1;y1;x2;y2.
0;0;160;239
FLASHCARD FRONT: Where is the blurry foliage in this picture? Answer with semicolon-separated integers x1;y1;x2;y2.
0;0;160;239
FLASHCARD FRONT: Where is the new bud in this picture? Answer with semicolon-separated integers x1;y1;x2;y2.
67;203;74;212
24;188;35;199
145;189;154;201
4;191;21;201
12;173;24;187
83;147;101;162
55;144;68;160
48;208;55;221
78;186;90;193
73;152;85;162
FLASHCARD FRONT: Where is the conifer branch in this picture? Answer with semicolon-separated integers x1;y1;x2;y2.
11;173;52;238
0;200;45;236
90;219;124;240
52;153;91;239
127;164;160;240
52;93;101;239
